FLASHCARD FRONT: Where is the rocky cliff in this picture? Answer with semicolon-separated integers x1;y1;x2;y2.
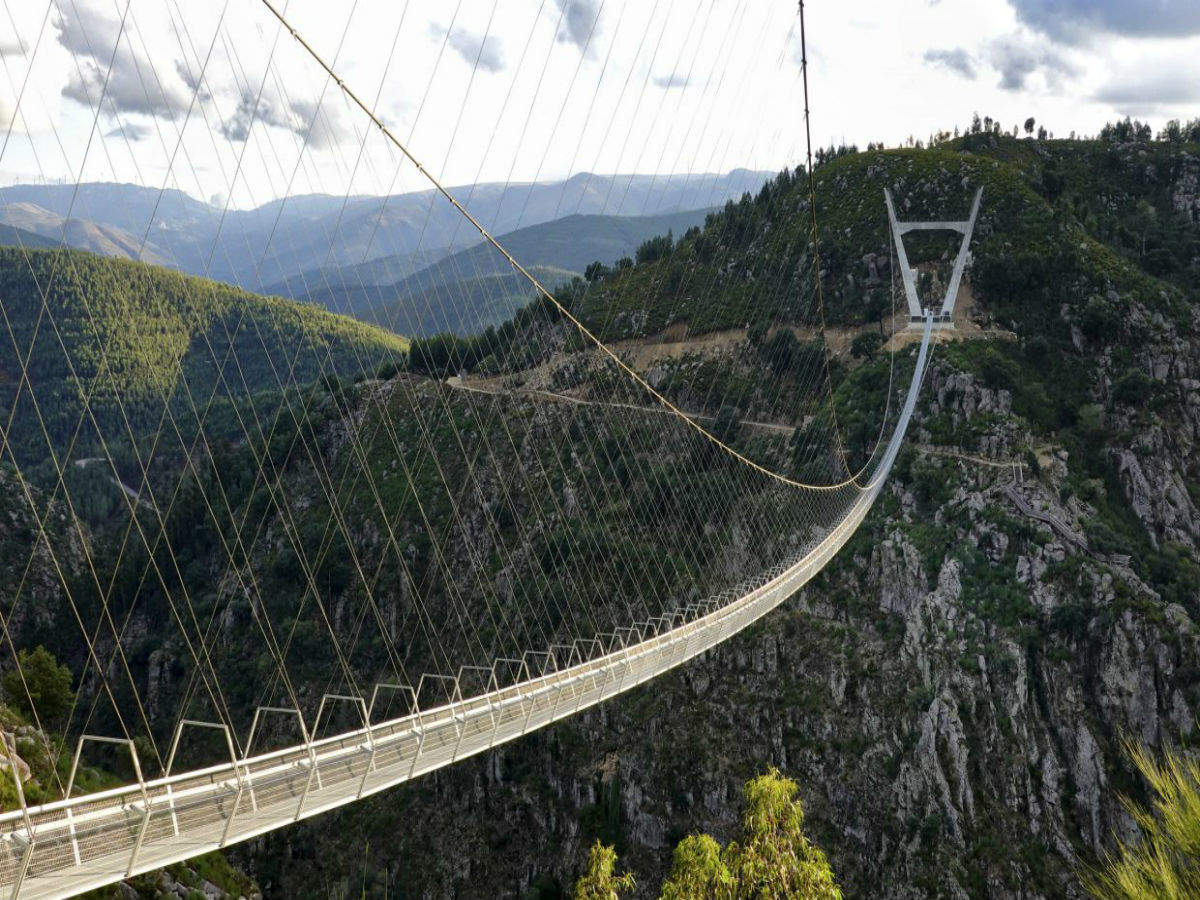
235;323;1197;897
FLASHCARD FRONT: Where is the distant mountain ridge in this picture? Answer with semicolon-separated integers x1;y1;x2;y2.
289;206;714;337
0;170;769;292
0;200;171;265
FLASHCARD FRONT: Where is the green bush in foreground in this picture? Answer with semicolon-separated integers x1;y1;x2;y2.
573;840;636;900
1;646;73;723
1085;742;1200;900
574;769;841;899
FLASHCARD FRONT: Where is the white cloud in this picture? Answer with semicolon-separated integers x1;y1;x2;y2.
653;73;691;90
0;36;27;57
1094;55;1200;115
553;0;602;54
986;34;1079;91
104;120;151;141
923;48;976;79
54;0;190;118
1006;0;1200;44
430;23;505;73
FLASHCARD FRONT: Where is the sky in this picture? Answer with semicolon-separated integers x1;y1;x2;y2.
0;0;1197;208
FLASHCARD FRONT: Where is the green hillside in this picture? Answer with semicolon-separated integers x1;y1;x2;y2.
298;208;711;336
578;135;1197;341
0;247;408;493
239;132;1200;899
390;208;713;293
0;131;1197;899
0;224;60;251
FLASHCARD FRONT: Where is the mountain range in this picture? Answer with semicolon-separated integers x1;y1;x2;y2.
280;206;714;336
0;170;768;297
1;133;1194;898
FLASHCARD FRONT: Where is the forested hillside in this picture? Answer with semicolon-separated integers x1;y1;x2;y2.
577;134;1196;342
0;129;1196;899
239;132;1197;897
0;247;407;503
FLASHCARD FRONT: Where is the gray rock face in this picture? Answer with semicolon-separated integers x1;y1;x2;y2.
240;348;1199;900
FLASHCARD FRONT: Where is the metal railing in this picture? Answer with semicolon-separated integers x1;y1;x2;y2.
0;323;932;900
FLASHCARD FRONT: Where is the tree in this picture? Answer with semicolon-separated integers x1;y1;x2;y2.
850;332;884;362
711;406;743;446
2;646;74;722
1024;116;1035;136
1132;200;1157;259
1085;742;1200;899
636;231;674;265
573;840;635;900
660;835;731;899
722;770;842;899
585;261;611;282
574;770;841;899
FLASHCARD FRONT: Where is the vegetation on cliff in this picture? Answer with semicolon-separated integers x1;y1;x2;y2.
573;770;841;900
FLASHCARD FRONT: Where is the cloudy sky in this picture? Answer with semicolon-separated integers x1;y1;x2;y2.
0;0;1197;208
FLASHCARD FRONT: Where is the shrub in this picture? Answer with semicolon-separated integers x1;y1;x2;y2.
576;770;841;899
711;406;743;446
1085;743;1200;899
850;332;884;361
1111;371;1151;406
2;646;74;722
1080;297;1121;344
572;841;634;900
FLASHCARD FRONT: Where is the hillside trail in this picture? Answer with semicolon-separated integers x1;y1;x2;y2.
444;276;1012;437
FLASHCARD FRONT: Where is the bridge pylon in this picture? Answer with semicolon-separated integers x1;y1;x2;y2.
884;187;983;330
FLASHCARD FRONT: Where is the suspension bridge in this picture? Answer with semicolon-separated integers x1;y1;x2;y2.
0;0;979;895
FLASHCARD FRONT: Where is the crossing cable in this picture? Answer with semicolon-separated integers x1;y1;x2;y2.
164;0;441;704
371;0;691;633
338;0;715;643
343;0;744;633
32;0;376;753
0;0;238;765
259;0;744;662
161;0;499;697
175;0;530;696
560;3;831;544
144;0;441;710
51;0;252;738
148;7;406;705
307;0;601;659
63;0;297;751
0;0;140;789
408;0;762;621
624;20;889;488
157;0;447;694
282;0;631;657
302;3;696;657
408;0;811;633
556;5;859;571
107;0;374;730
259;0;865;494
515;0;768;613
15;0;300;752
203;2;456;688
216;6;515;682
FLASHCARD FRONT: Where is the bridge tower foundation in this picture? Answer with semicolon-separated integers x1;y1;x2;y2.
884;187;983;330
